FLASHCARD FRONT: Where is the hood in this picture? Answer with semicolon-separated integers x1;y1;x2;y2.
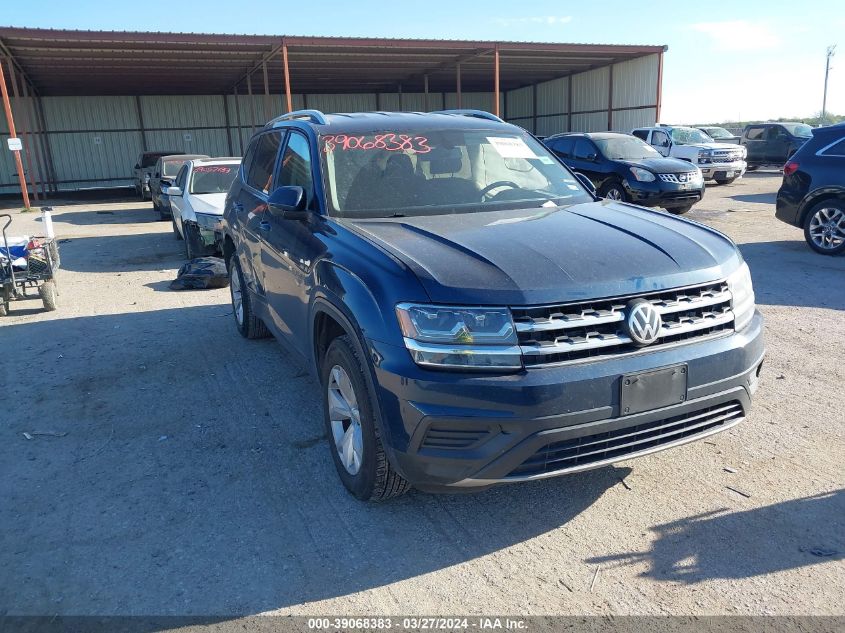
682;142;741;151
619;157;700;173
345;202;740;305
190;193;227;216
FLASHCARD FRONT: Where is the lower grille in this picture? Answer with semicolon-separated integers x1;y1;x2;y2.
508;401;743;478
420;426;492;450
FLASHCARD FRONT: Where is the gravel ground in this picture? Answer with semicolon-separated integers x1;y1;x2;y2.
0;171;842;617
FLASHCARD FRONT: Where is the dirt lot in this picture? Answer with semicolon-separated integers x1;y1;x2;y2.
0;171;842;617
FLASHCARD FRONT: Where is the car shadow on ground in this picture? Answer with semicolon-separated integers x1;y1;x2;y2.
55;232;186;273
729;193;777;205
585;490;844;583
0;306;628;615
739;241;845;311
48;206;159;226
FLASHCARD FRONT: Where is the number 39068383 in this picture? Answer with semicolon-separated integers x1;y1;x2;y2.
322;134;431;154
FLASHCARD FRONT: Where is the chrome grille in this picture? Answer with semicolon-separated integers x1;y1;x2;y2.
658;172;700;183
712;150;744;162
508;401;744;478
512;281;734;366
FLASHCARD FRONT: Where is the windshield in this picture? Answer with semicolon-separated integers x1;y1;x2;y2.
142;152;179;168
670;127;714;145
190;164;239;194
163;159;188;177
320;129;591;218
594;136;661;160
703;127;733;139
782;123;813;138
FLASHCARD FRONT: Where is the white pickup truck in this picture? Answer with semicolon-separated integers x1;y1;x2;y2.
632;125;747;184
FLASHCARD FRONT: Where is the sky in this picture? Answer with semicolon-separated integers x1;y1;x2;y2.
3;0;843;124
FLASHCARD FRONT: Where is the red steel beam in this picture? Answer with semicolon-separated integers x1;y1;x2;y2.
281;38;292;114
7;59;38;201
0;58;30;209
493;43;500;117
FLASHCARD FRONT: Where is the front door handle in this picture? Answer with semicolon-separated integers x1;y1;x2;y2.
259;220;271;232
232;202;244;212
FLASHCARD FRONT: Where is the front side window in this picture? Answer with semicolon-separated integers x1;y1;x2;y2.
595;136;662;160
275;133;315;208
320;128;591;219
651;130;670;147
669;127;712;145
246;132;283;194
190;163;240;194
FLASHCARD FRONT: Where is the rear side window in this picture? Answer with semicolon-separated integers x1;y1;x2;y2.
820;137;845;157
573;138;597;160
631;130;649;141
548;137;575;158
246;132;283;194
744;127;764;141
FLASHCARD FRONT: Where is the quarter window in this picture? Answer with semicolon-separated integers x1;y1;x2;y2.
820;138;845;157
246;132;283;194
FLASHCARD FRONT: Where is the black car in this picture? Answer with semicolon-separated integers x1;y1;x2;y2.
151;153;208;220
697;126;741;144
775;122;845;255
222;109;763;500
544;132;704;214
742;122;813;169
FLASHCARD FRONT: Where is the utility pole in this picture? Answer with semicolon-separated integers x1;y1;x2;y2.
822;45;836;125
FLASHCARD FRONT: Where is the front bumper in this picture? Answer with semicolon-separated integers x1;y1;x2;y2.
698;161;747;181
195;213;224;249
369;311;765;489
624;179;704;209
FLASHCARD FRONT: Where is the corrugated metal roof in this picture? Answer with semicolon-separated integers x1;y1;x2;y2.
0;26;666;96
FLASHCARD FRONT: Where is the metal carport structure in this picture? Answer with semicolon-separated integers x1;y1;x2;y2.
0;27;666;202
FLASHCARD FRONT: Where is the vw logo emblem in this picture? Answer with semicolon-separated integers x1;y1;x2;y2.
626;299;662;346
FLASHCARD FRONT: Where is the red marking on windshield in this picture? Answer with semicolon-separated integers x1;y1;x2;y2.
322;134;431;154
194;166;232;173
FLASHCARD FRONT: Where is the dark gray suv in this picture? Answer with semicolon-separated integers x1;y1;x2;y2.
222;109;765;501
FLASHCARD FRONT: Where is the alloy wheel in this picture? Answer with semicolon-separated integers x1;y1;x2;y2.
230;266;244;326
606;188;624;201
808;207;845;251
327;365;364;475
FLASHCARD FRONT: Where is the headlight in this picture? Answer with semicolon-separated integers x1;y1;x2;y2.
629;167;656;182
727;262;755;331
698;150;714;165
395;303;522;370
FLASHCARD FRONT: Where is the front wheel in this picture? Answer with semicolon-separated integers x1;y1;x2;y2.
39;279;58;311
322;335;410;501
667;204;694;215
804;200;845;256
228;253;271;339
599;181;628;202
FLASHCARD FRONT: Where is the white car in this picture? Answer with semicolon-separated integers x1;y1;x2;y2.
167;158;241;259
631;125;747;184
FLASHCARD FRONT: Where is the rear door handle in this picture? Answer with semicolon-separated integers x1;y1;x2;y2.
232;202;244;212
259;221;271;231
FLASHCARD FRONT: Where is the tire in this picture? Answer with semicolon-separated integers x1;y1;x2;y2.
172;215;183;240
228;253;271;339
321;335;410;501
746;166;759;172
599;181;628;202
0;293;9;316
667;204;694;215
39;279;58;311
803;200;845;256
714;177;737;185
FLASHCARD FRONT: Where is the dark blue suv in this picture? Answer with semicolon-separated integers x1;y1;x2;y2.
222;109;765;500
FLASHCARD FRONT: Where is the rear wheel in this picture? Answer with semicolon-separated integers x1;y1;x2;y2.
39;280;58;311
228;253;271;339
0;288;9;316
321;335;410;501
599;181;628;202
804;200;845;256
746;166;759;172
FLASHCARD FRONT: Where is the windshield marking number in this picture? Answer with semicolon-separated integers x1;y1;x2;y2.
322;134;431;154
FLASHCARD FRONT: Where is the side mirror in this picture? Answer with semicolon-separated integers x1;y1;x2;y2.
574;172;597;196
166;186;182;196
586;153;598;162
267;185;308;220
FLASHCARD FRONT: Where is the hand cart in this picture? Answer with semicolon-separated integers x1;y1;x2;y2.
0;213;61;316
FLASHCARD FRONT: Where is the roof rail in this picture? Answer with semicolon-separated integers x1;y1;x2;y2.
266;109;328;127
433;109;505;123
